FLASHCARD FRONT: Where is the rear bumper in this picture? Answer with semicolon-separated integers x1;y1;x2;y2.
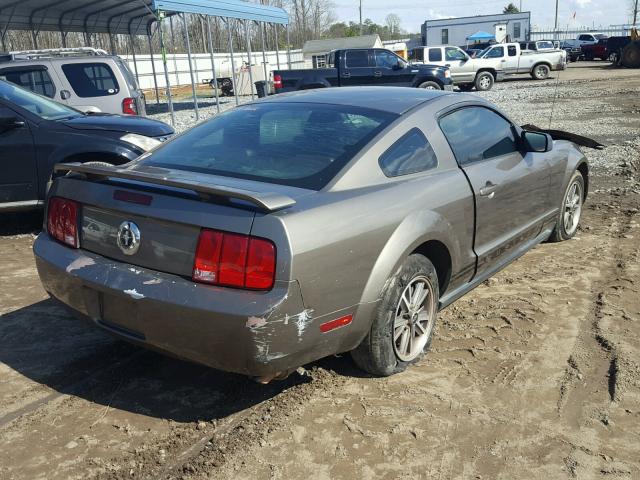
33;233;354;377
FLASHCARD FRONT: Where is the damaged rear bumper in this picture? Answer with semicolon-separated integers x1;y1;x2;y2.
33;233;354;376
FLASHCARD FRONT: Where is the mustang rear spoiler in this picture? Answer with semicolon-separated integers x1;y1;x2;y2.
54;163;296;212
522;124;605;150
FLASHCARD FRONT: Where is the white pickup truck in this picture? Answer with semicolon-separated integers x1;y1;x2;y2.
475;42;567;80
408;45;505;91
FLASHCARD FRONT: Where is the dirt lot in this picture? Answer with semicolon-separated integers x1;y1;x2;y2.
1;63;639;480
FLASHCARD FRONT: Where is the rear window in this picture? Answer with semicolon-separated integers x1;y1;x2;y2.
61;62;120;97
138;103;397;190
0;67;55;98
345;50;371;68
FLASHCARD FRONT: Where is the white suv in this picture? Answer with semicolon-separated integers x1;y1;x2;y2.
0;48;146;115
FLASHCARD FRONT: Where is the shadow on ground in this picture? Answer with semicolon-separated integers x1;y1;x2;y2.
0;299;313;425
0;211;42;237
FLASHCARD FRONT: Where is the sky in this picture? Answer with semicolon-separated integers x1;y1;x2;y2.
332;0;635;34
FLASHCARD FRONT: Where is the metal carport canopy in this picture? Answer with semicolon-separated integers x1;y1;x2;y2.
0;0;288;36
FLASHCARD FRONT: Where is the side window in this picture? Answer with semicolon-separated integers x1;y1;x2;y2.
439;107;518;166
376;50;400;68
445;47;466;61
0;67;56;98
485;47;504;58
578;35;589;41
508;45;517;56
379;128;438;177
61;62;120;97
428;48;443;62
345;50;371;68
327;52;335;67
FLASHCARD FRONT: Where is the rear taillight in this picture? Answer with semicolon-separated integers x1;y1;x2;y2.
47;197;80;248
273;74;283;90
193;229;276;290
122;97;138;115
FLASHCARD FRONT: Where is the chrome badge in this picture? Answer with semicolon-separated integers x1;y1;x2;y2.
116;221;141;255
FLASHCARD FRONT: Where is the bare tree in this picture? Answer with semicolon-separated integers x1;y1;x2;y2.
384;14;402;38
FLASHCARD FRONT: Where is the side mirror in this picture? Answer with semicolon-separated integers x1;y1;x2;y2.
0;115;25;131
522;130;552;153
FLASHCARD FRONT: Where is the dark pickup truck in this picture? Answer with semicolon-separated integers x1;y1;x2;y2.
270;48;453;94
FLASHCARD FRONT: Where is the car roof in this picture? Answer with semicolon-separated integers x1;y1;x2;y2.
251;87;453;115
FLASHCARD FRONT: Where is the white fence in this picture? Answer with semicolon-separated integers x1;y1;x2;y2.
121;49;304;90
530;26;632;41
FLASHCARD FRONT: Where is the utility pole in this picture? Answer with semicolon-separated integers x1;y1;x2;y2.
633;0;638;26
359;0;363;35
554;0;559;39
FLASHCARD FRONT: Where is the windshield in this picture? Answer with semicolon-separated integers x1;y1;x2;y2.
478;46;492;58
137;102;397;190
0;79;82;120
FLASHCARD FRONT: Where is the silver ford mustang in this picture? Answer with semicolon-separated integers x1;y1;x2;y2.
34;87;589;382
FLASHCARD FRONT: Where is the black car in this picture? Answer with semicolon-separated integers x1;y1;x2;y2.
0;79;173;211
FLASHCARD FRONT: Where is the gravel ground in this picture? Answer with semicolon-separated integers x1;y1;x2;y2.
0;62;639;480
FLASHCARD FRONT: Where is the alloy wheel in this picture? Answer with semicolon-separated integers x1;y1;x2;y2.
564;180;582;236
393;276;436;362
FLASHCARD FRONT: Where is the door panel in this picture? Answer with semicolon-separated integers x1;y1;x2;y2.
439;106;552;275
340;50;376;86
0;106;37;203
373;50;414;86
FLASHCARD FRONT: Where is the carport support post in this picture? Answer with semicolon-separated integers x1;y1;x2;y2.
157;16;176;126
259;22;268;86
147;33;160;105
243;20;255;100
285;25;291;69
206;17;221;114
274;25;280;69
182;13;200;121
226;19;239;106
129;34;140;86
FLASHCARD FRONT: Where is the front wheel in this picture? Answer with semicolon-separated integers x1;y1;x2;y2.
417;81;442;90
351;254;439;376
532;64;550;80
608;52;618;63
474;72;494;91
548;171;585;242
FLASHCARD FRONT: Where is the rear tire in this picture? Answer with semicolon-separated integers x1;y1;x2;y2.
351;254;439;376
458;84;474;92
474;72;494;91
531;64;550;80
548;171;585;242
417;81;442;90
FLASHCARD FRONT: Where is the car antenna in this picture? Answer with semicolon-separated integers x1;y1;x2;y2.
547;27;569;129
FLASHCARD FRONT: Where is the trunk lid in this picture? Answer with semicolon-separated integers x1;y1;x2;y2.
52;164;306;278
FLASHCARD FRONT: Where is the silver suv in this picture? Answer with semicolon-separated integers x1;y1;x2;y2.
0;48;146;116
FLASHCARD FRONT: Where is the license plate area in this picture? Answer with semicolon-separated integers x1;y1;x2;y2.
99;293;145;340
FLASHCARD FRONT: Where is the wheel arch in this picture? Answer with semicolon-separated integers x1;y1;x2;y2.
358;210;461;308
577;161;589;197
412;76;444;88
531;61;552;72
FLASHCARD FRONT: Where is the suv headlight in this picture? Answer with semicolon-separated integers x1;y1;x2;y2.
120;133;161;152
444;69;451;78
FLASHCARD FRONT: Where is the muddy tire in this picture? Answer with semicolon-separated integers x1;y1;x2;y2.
351;254;439;376
474;72;494;91
417;81;442;90
531;64;550;80
548;171;585;242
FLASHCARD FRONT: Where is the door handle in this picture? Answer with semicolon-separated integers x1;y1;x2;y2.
479;181;498;197
373;71;382;77
342;72;351;78
60;90;71;100
445;63;451;67
501;59;507;62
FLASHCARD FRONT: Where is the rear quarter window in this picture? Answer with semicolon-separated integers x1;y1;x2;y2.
61;62;120;97
379;128;438;177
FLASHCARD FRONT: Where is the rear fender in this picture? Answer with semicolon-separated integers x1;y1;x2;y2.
358;208;459;308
